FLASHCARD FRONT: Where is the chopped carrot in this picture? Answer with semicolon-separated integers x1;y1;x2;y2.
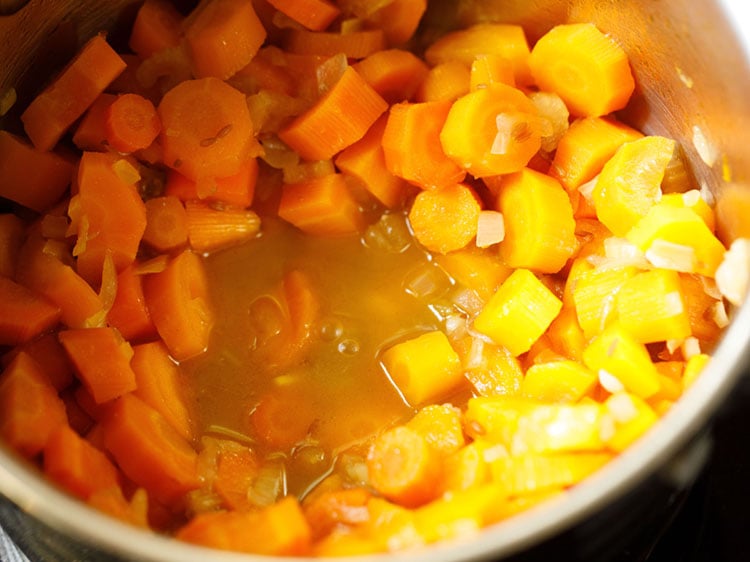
279;66;388;162
87;485;150;529
74;386;112;423
366;425;443;508
382;101;466;190
303;487;371;540
107;265;159;343
131;341;194;441
278;173;366;236
142;196;189;253
408;183;482;254
334;115;410;209
59;327;137;404
177;496;312;555
415;61;471;103
454;336;524;397
102;393;200;506
251;381;317;450
105;93;162;154
0;130;74;212
529;23;635;117
128;0;184;59
364;0;427;46
0;214;25;278
284;28;385;60
6;332;74;392
143;249;214;361
715;182;750;245
0;275;61;346
353;49;429;104
440;83;542;177
21;34;127;151
157;77;257;180
470;54;516;90
43;424;122;500
406;404;466;457
70;152;147;286
165;158;259;209
183;0;266;79
0;352;67;458
60;388;95;435
266;0;340;31
72;93;117;152
210;439;260;511
185;200;261;253
679;273;723;343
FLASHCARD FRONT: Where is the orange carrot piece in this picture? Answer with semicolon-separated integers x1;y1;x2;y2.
185;200;261;253
0;214;24;279
382;101;466;190
177;496;312;555
58;327;137;404
87;486;149;529
74;386;112;423
251;383;317;450
72;93;117;152
415;61;471;103
366;425;443;508
43;424;122;500
353;49;429;104
105;93;162;154
7;333;74;392
128;0;184;59
142;196;190;253
211;440;259;511
303;487;371;540
183;0;267;79
365;0;427;46
102;393;200;506
157;77;257;180
0;131;74;212
0;275;61;346
131;341;194;441
21;34;127;151
278;173;366;236
143;249;214;361
0;352;67;458
284;28;385;60
60;388;95;435
267;0;340;31
279;66;387;162
408;183;482;254
334;115;409;208
165;158;259;208
107;265;159;343
70;152;147;286
470;54;516;90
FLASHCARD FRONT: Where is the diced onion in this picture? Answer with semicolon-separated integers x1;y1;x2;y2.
577;175;598;204
476;210;505;248
607;393;637;423
712;300;730;328
645;239;697;272
681;337;701;359
599;369;625;394
715;238;750;306
692;125;719;167
465;336;485;369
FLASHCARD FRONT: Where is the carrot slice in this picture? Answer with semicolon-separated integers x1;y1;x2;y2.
365;0;427;46
43;424;122;500
284;29;386;60
107;264;159;343
183;0;266;80
157;77;257;181
59;327;137;404
279;66;388;162
142;196;190;253
0;131;74;213
382;101;466;190
0;275;61;346
415;61;471;103
0;352;67;458
5;332;74;392
251;382;316;450
353;49;428;104
185;200;261;253
105;93;162;153
72;93;117;152
143;249;214;361
165;158;259;208
266;0;340;31
128;0;184;59
210;439;260;511
21;34;127;151
102;393;200;506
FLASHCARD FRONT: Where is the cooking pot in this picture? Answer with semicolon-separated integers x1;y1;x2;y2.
1;0;749;560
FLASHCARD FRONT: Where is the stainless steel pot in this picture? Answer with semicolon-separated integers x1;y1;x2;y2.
1;1;749;560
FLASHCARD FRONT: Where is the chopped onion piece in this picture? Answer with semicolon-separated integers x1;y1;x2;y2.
692;125;719;167
607;393;638;423
599;369;625;394
712;300;730;328
528;91;569;152
715;238;750;306
465;336;485;369
601;237;650;268
112;159;141;185
681;189;702;206
681;336;701;360
645;239;696;272
664;290;685;316
404;263;451;299
599;413;616;442
578;175;598;204
450;287;484;316
476;210;505;248
445;314;467;338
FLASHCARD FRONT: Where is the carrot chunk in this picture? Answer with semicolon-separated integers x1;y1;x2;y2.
128;0;184;59
105;93;162;153
284;29;385;60
353;49;429;104
266;0;340;31
6;332;74;392
142;196;190;253
107;265;159;343
72;93;117;152
0;275;61;346
185;200;261;253
21;34;127;151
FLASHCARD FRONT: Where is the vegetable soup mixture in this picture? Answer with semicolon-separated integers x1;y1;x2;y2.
0;0;747;556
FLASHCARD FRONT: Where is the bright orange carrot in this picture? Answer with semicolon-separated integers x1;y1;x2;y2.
365;0;427;46
107;264;159;343
58;327;137;404
284;29;386;60
143;249;214;361
408;183;482;254
142;196;190;253
128;0;184;59
6;333;74;392
105;93;162;153
60;388;95;435
185;200;261;253
0;352;67;458
157;77;257;180
334;115;410;208
303;487;371;540
415;61;471;103
70;152;147;286
0;131;74;212
0;275;61;346
165;158;259;208
267;0;340;31
43;424;122;500
470;54;516;90
72;93;117;152
251;382;317;450
382;101;466;190
278;173;366;236
21;34;127;151
211;439;259;511
183;0;266;79
0;214;24;278
131;341;194;441
102;393;200;506
353;49;429;104
279;66;388;162
366;425;443;508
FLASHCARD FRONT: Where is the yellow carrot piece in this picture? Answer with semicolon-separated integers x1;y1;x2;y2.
572;265;636;340
406;404;465;457
415;61;470;103
185;200;261;253
470;54;516;90
682;353;710;389
496;167;577;273
434;248;512;302
522;360;598;403
602;393;658;452
441;440;492;492
660;190;716;233
474;268;562;356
